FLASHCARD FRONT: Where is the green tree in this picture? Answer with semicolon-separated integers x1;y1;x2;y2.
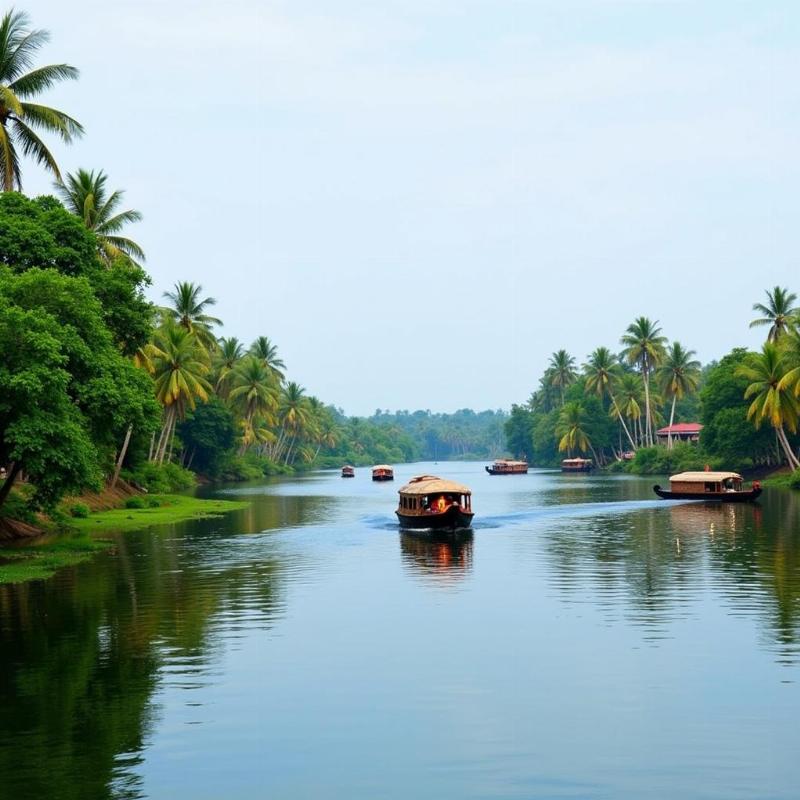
54;168;145;265
229;356;279;455
162;281;221;350
750;286;798;343
0;9;83;190
621;317;666;447
548;350;577;405
555;401;595;459
177;399;237;476
250;336;286;382
213;336;245;399
584;346;636;451
738;343;800;469
657;342;701;448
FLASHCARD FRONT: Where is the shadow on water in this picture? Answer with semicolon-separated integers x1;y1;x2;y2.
399;530;474;585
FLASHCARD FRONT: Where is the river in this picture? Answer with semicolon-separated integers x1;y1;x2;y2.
0;462;798;799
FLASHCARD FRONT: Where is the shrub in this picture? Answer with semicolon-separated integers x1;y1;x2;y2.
626;443;722;475
122;462;197;494
69;503;90;518
146;497;161;508
125;496;146;509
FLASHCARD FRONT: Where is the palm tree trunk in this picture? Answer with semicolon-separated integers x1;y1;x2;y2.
667;394;677;450
777;425;800;469
0;462;22;509
111;425;134;488
611;396;637;451
153;410;171;463
643;367;652;447
148;430;156;462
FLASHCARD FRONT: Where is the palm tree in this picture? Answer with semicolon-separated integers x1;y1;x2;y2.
656;342;701;448
738;343;800;469
213;336;244;399
0;10;83;191
548;350;577;405
277;382;309;464
750;286;798;343
250;336;286;382
615;373;644;447
149;324;212;463
162;281;222;350
584;346;636;451
555;401;596;460
621;317;666;447
54;168;145;264
229;356;279;455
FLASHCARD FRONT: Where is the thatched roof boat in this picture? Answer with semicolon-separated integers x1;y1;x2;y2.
396;475;474;530
485;459;528;475
654;471;762;502
372;465;394;481
561;458;593;473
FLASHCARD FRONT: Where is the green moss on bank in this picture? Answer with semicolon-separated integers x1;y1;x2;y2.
0;494;249;585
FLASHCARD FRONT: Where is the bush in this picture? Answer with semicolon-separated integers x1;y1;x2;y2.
69;503;90;518
625;443;722;475
125;496;146;509
218;453;293;481
146;497;161;508
122;462;197;494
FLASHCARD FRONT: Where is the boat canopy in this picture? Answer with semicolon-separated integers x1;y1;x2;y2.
562;458;592;464
372;465;393;470
669;471;741;483
398;476;471;496
493;459;527;466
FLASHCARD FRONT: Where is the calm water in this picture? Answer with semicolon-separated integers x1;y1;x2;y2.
1;462;799;799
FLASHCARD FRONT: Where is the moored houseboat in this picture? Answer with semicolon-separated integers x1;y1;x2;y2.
485;459;529;475
654;471;762;502
561;458;593;473
341;465;355;478
372;465;394;481
396;475;474;530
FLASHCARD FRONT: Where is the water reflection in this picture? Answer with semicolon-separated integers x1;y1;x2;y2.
400;530;473;585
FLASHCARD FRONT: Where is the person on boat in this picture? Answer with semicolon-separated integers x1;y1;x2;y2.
434;495;447;513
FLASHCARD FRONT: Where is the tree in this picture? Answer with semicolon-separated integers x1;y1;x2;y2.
177;399;237;475
555;401;595;459
656;342;701;448
228;356;278;455
615;372;643;446
213;336;244;399
162;281;221;350
584;346;636;451
250;336;286;382
277;382;309;464
0;9;83;191
737;344;800;469
750;286;798;343
54;168;145;265
548;350;577;405
621;317;666;447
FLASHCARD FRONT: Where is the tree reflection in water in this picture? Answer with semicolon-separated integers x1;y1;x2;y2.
399;531;473;585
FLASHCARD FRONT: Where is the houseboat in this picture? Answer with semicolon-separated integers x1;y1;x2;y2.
341;465;355;478
485;459;529;475
396;475;474;530
561;458;594;473
372;465;394;481
654;471;762;502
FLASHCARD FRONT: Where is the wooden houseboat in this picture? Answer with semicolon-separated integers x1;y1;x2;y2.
485;459;529;475
341;465;355;478
654;471;762;502
561;458;594;473
372;465;394;481
396;475;474;530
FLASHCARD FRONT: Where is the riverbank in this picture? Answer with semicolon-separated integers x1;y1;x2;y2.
0;494;249;585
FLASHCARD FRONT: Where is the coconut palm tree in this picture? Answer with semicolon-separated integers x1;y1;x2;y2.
656;342;701;448
277;382;309;464
0;10;83;191
54;168;145;264
548;350;577;405
229;356;279;455
615;372;644;447
555;401;596;460
213;336;245;399
162;281;222;350
149;324;212;463
250;336;286;382
621;317;666;447
750;286;798;343
584;346;636;451
738;343;800;469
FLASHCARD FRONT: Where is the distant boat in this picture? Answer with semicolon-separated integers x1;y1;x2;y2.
561;458;594;473
485;459;528;475
341;465;355;478
372;465;394;481
654;471;762;502
396;475;474;530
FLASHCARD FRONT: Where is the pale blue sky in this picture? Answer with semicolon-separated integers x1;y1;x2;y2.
24;1;800;415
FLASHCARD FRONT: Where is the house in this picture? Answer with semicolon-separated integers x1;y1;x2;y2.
656;422;702;443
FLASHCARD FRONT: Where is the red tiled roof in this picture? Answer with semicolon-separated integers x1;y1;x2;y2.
656;422;703;434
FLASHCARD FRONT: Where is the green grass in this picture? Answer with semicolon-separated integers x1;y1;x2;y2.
67;494;250;533
0;494;249;585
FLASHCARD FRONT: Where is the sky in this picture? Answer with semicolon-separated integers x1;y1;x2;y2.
21;0;800;416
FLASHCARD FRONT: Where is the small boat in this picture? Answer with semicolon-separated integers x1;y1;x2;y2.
396;475;474;530
372;465;394;481
485;459;528;475
654;471;762;502
561;457;593;473
341;465;355;478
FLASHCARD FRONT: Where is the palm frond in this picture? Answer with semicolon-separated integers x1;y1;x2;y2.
96;208;144;234
0;118;22;190
19;101;84;141
11;117;60;179
9;63;79;96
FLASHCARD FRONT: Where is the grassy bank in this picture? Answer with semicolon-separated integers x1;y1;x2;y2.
0;494;249;585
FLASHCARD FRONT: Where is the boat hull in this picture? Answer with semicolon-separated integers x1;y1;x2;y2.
396;506;474;530
341;473;354;478
561;466;593;473
485;467;528;475
372;475;394;482
653;485;762;503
